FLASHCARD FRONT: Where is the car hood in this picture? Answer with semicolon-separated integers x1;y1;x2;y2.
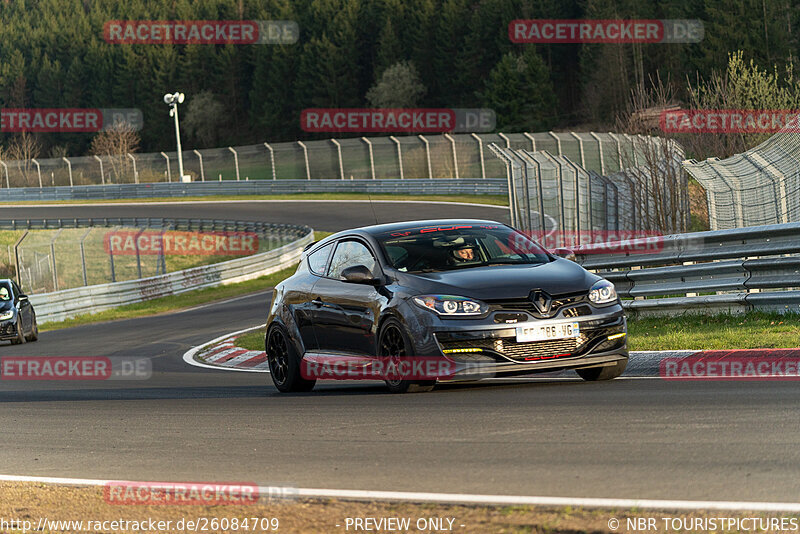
399;259;601;300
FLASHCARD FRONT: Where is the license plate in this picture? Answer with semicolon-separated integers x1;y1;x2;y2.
515;322;580;342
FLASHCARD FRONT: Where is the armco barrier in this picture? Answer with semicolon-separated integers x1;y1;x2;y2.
578;222;800;317
0;179;508;202
7;219;313;323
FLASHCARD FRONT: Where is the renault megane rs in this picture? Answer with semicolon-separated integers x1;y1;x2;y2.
265;220;627;393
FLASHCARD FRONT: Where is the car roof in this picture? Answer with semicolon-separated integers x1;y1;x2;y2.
323;219;505;240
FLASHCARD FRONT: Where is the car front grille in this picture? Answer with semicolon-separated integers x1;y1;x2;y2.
440;335;587;362
487;293;588;318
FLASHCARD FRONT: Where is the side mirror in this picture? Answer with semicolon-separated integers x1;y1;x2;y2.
553;248;577;262
341;265;380;285
17;294;28;302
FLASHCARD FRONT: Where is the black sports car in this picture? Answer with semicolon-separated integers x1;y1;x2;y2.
0;278;39;344
265;220;627;393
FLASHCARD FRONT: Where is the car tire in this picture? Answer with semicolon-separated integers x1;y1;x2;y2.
265;325;315;393
10;317;26;345
378;318;435;394
25;313;38;342
576;358;627;381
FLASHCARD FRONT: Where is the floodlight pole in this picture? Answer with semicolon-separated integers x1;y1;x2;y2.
164;92;187;182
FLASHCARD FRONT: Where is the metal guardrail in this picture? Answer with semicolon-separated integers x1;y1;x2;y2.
0;218;312;323
578;222;800;316
0;178;508;201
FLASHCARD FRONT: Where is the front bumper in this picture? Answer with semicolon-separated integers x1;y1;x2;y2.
428;307;627;379
0;319;17;340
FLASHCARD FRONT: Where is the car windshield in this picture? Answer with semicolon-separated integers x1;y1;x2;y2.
376;224;551;273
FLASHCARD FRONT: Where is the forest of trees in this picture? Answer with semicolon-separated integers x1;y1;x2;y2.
0;0;798;157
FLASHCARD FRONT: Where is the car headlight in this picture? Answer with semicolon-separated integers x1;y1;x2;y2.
0;310;14;321
588;280;617;305
413;295;488;316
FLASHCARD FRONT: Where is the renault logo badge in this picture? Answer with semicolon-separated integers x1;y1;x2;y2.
530;290;552;314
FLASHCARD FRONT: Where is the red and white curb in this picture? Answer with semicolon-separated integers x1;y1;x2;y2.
183;325;268;373
0;474;799;512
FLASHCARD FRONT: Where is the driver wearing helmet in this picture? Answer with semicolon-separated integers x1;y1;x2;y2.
450;245;478;263
0;286;9;301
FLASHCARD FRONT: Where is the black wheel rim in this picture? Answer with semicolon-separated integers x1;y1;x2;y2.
380;325;406;385
267;330;289;385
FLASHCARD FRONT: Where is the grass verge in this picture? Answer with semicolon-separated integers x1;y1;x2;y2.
235;312;800;354
0;482;784;534
236;330;265;351
3;192;509;206
627;312;800;351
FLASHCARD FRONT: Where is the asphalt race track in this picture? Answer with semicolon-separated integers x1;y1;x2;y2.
1;200;799;503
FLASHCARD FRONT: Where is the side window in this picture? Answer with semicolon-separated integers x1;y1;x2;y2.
307;243;333;275
328;240;377;280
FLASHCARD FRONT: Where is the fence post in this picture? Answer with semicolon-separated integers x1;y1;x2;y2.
361;138;376;179
161;152;171;182
228;146;240;181
487;144;518;228
297;141;311;179
93;155;105;185
263;143;277;180
623;133;640;166
471;133;486;179
108;226;119;282
564;158;591;232
127;153;139;183
0;160;8;188
443;133;459;179
331;139;345;180
389;136;404;179
31;159;42;188
523;132;537;151
193;149;205;181
49;229;63;291
134;227;144;279
79;227;91;286
516;150;547;233
418;135;433;178
540;151;567;246
569;132;586;168
608;132;623;171
498;132;511;148
13;231;28;287
62;157;73;186
590;132;606;175
548;132;562;155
